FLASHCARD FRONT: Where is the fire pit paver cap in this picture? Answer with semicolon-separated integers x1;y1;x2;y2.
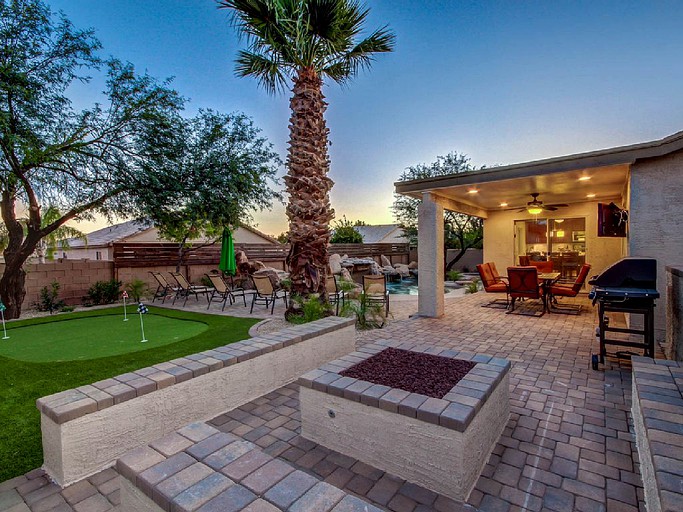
298;339;510;432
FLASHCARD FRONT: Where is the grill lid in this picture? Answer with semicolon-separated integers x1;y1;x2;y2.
588;257;657;289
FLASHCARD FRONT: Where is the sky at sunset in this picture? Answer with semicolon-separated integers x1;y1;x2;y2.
47;0;683;237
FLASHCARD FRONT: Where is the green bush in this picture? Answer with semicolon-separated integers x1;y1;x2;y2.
330;216;363;244
83;279;122;306
446;270;463;281
125;278;148;302
465;278;480;294
36;281;65;314
60;305;76;313
287;295;331;324
341;293;386;329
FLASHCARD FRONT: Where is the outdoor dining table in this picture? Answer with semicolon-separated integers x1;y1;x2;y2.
538;271;561;313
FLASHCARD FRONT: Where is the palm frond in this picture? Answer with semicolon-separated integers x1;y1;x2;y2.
235;50;289;94
323;25;394;81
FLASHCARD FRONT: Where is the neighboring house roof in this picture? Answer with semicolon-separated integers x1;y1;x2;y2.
62;219;279;248
353;224;408;244
64;219;152;248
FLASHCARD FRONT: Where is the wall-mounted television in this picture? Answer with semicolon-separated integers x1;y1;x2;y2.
598;202;628;237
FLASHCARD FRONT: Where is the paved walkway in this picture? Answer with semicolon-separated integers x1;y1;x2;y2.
0;292;656;511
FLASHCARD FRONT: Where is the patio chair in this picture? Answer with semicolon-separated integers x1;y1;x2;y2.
549;263;591;314
325;275;345;315
362;274;390;317
224;273;249;307
529;260;553;273
150;271;179;303
476;263;509;309
506;266;544;316
206;273;234;311
169;272;211;306
519;255;531;266
250;273;288;314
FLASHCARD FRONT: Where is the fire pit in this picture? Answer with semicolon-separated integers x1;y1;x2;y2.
298;340;510;502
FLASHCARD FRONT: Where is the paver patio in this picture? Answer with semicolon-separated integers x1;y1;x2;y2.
0;292;659;511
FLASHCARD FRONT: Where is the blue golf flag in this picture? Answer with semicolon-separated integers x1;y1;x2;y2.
0;302;5;312
137;303;148;314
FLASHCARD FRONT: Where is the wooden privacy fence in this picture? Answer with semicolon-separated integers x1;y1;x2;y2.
328;243;411;265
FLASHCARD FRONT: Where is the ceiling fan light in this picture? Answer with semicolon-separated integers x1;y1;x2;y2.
527;206;543;215
556;230;565;237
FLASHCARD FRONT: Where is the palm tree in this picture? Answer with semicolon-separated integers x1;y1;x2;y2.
218;0;395;309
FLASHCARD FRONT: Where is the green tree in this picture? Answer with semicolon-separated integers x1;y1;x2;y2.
136;110;281;272
330;216;362;243
218;0;395;310
0;0;183;317
393;152;484;270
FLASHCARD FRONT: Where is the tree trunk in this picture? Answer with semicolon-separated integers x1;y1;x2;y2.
284;68;334;313
0;263;27;319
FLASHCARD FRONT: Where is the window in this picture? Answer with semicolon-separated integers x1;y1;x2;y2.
96;251;102;260
514;217;586;279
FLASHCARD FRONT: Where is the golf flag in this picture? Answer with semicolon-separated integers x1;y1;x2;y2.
0;301;7;340
122;290;129;321
137;302;149;342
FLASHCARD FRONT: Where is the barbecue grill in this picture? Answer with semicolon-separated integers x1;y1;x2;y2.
588;257;659;369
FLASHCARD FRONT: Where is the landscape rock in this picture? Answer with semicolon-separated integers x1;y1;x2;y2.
408;261;418;270
380;254;392;267
329;253;343;274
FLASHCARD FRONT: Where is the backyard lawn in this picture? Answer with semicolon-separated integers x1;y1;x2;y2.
0;306;259;482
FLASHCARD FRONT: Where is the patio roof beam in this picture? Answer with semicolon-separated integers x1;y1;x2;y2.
433;194;488;219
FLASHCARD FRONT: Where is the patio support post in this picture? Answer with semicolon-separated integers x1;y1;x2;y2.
418;192;445;317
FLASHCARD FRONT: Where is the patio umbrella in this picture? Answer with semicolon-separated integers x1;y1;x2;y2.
219;228;237;276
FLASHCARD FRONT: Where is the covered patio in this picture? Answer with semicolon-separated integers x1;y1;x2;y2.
2;292;657;512
395;130;683;345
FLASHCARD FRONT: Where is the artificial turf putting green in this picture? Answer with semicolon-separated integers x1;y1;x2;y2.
0;306;259;483
0;315;208;362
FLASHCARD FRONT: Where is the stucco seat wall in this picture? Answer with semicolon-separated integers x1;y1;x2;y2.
37;317;356;487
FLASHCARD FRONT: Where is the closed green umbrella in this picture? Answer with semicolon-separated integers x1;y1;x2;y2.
219;228;237;276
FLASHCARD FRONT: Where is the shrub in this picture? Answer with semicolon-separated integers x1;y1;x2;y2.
287;295;331;324
36;281;65;314
341;293;386;329
60;305;76;313
465;278;480;294
446;270;463;281
125;278;148;302
330;216;363;244
83;279;122;306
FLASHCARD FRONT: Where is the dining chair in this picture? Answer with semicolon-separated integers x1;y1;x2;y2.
325;275;345;315
362;274;389;317
250;273;288;314
476;263;509;308
506;266;544;316
549;263;591;314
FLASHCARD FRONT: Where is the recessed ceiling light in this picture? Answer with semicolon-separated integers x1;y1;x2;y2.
467;189;478;194
586;193;596;198
578;176;591;181
499;202;508;207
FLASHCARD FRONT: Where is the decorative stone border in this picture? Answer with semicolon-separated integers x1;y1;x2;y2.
37;317;355;487
631;356;683;512
117;421;382;512
298;339;511;501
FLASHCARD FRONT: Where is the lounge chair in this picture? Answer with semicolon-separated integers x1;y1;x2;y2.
169;272;211;306
250;274;288;314
223;273;248;307
506;266;544;316
476;263;509;308
325;275;346;315
150;271;179;303
362;274;389;317
206;273;234;311
549;263;591;314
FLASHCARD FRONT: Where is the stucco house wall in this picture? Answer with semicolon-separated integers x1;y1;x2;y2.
483;201;625;279
629;149;683;342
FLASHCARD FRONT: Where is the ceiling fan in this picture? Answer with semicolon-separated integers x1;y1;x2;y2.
515;193;568;214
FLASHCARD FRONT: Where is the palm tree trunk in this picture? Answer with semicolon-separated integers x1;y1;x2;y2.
284;67;334;309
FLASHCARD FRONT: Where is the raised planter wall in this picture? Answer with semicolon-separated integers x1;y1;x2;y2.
36;317;355;487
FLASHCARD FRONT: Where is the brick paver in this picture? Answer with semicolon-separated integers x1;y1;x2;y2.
1;292;658;511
